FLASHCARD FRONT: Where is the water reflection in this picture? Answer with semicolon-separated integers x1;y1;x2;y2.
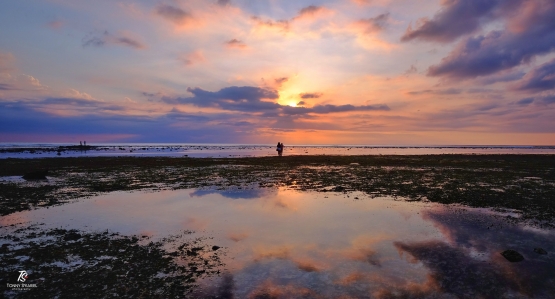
1;188;554;298
189;188;276;200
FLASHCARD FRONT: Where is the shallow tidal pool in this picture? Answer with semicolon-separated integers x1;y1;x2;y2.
2;188;555;298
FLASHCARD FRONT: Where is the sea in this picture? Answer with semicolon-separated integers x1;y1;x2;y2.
1;142;554;158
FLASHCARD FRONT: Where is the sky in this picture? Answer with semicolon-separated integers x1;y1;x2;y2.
1;0;555;145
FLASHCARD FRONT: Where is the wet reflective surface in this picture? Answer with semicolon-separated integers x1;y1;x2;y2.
2;188;554;298
2;143;555;158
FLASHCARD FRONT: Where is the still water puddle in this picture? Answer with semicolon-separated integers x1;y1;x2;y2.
2;188;555;298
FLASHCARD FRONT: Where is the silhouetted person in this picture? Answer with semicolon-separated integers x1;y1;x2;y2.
277;142;283;157
80;141;82;146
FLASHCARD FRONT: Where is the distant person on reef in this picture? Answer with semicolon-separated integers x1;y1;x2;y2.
277;142;283;157
80;141;82;146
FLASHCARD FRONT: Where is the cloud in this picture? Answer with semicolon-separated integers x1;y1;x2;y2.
113;36;145;49
47;20;64;29
179;50;205;66
404;64;418;75
522;95;555;105
224;38;247;49
352;0;372;5
407;88;462;96
0;74;48;93
82;31;146;50
477;71;525;85
353;13;389;35
0;99;266;143
299;92;322;99
0;52;15;73
64;89;94;100
426;1;555;79
162;85;390;115
281;103;390;115
514;58;555;92
516;97;534;106
162;86;280;112
251;5;331;33
251;16;290;32
401;0;521;43
217;0;230;6
293;5;331;21
42;97;108;108
274;77;288;87
0;83;13;91
155;4;192;25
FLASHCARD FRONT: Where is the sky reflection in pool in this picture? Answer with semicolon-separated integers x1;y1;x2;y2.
2;188;554;298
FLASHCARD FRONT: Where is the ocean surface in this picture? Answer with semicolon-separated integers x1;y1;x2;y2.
1;143;554;158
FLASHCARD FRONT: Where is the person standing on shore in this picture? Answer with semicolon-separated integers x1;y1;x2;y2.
277;142;283;157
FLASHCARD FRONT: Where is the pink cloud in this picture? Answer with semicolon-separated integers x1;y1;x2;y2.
224;38;247;49
180;50;206;66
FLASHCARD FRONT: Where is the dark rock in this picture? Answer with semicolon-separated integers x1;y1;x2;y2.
22;170;49;180
64;232;82;241
501;249;524;262
333;186;345;192
534;247;548;255
212;246;220;251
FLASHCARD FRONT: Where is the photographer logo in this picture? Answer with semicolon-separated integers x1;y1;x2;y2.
17;271;28;282
6;270;37;291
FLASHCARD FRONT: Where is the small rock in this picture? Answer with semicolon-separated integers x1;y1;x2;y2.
501;249;524;262
22;170;48;180
212;246;220;251
534;248;548;255
333;186;345;192
64;232;82;241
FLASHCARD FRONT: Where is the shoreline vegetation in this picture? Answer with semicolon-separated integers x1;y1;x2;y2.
1;154;554;227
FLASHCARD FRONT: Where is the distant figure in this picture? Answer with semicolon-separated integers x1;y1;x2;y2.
80;141;82;146
277;142;283;157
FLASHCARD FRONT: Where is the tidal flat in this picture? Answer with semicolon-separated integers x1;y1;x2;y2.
1;155;555;298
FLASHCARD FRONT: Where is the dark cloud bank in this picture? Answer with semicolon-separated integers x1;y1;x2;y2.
162;86;390;115
403;0;555;81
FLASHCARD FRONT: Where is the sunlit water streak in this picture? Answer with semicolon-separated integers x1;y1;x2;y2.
1;188;554;298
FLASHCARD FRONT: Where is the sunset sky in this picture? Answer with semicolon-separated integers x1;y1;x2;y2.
1;0;554;145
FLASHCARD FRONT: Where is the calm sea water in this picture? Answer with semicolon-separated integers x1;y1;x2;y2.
1;143;555;158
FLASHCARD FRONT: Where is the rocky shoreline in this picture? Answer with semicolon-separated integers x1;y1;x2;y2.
1;154;554;227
